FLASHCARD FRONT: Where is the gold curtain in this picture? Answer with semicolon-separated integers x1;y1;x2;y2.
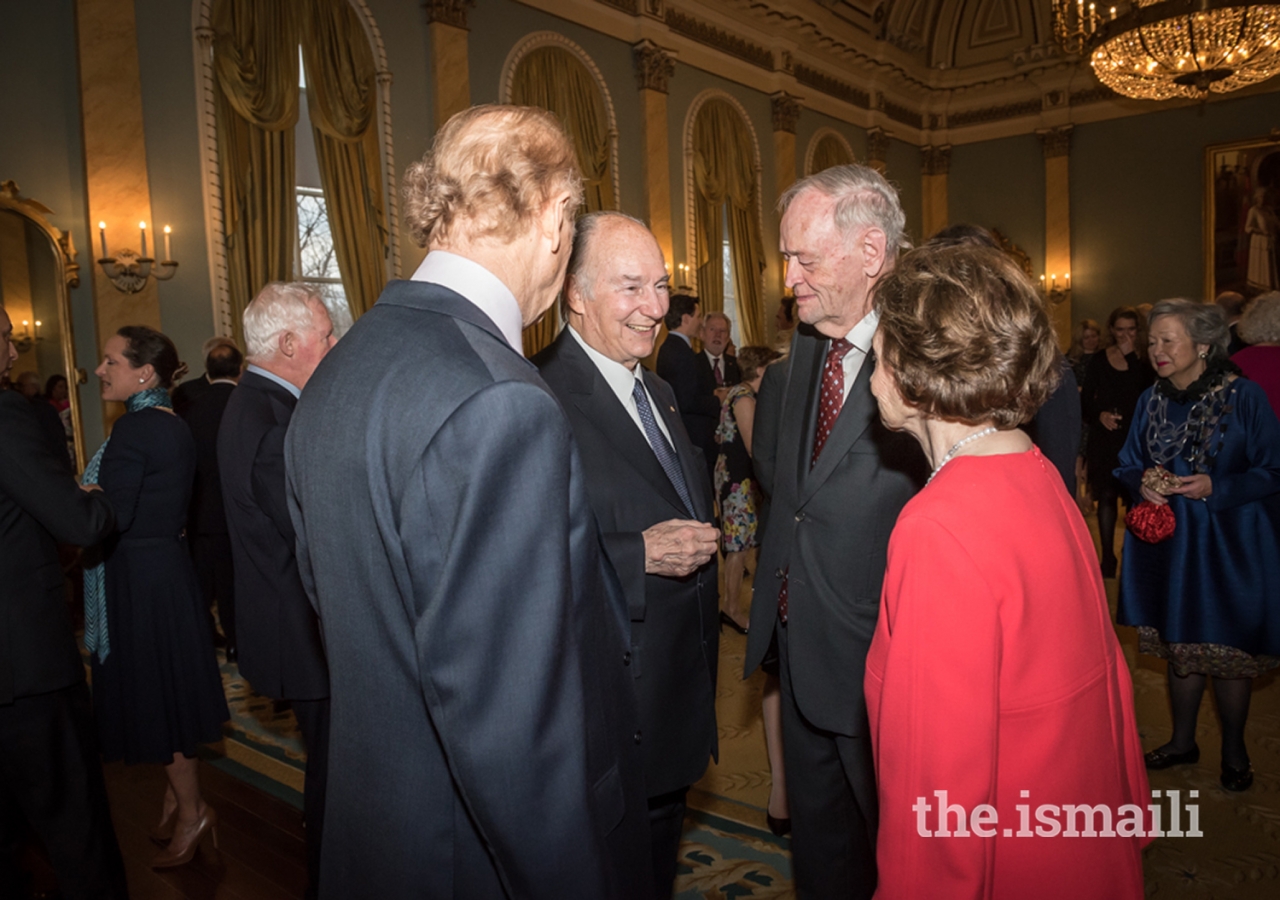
213;0;300;345
301;0;388;320
811;133;853;174
510;46;614;356
692;99;766;345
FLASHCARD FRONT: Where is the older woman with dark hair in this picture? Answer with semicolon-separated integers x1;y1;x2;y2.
85;325;229;868
1234;291;1280;415
1116;299;1280;791
865;243;1149;898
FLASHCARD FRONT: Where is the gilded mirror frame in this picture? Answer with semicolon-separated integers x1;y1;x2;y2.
0;180;87;471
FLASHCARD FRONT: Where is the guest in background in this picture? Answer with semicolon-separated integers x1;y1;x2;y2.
1234;291;1280;414
657;293;723;485
1117;299;1280;792
700;312;741;390
45;373;70;411
84;325;229;869
775;294;796;334
714;345;779;634
1216;290;1250;356
171;335;238;416
180;341;242;660
1081;306;1154;577
13;370;41;400
866;242;1150;899
0;306;128;900
1069;317;1102;384
536;212;719;897
220;283;334;900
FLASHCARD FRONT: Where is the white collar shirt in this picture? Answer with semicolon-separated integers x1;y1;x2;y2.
411;250;525;356
246;364;301;399
567;325;673;444
839;308;880;404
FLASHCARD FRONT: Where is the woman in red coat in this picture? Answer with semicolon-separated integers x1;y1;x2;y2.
864;243;1151;899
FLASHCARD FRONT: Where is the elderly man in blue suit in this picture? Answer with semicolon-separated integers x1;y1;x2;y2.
285;105;651;900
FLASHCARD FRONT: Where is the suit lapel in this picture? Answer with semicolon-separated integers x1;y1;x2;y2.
645;370;708;520
801;349;878;504
556;335;691;518
788;335;825;493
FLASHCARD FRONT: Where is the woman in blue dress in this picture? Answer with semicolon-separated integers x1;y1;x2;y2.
85;325;229;867
1115;299;1280;791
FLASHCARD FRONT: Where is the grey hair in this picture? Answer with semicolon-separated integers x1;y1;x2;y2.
243;282;325;362
704;311;730;327
1240;291;1280;344
778;164;908;258
1148;298;1230;363
562;211;651;315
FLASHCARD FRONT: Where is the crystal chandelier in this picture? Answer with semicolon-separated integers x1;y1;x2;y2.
1053;0;1280;101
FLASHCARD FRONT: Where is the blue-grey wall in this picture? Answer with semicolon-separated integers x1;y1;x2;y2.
949;132;1045;277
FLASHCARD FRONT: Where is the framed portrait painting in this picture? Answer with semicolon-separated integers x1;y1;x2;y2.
1205;132;1280;300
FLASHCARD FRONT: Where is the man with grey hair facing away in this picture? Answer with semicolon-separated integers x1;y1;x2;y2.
285;106;651;899
744;165;926;899
218;282;335;899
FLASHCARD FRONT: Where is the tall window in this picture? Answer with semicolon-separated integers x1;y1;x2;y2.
296;187;353;336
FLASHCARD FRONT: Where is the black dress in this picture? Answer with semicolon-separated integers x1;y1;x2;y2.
92;407;229;764
1080;350;1155;496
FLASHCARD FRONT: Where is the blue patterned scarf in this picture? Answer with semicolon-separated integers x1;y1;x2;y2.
82;387;172;663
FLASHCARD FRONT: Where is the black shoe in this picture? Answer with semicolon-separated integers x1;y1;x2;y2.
1221;761;1253;791
719;611;749;635
767;813;791;836
1144;744;1199;769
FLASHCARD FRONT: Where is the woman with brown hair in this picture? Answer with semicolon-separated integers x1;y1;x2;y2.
865;243;1149;898
84;325;229;869
1081;306;1155;576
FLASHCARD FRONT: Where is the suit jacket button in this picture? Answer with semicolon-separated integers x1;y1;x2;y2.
775;568;784;579
623;651;631;666
794;512;806;522
633;730;643;744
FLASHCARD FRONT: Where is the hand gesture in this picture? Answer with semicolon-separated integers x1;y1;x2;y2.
1100;411;1123;431
643;519;718;577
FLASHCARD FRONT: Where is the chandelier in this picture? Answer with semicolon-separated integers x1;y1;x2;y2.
1052;0;1280;100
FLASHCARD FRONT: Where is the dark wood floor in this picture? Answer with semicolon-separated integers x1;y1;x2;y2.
23;759;308;899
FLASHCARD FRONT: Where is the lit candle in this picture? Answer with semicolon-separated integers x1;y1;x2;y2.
98;221;108;258
1051;273;1058;290
34;320;41;337
139;222;147;258
163;225;172;261
1065;273;1071;287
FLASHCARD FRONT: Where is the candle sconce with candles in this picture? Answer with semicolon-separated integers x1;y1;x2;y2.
674;263;696;295
12;318;44;353
1038;271;1071;305
96;221;178;293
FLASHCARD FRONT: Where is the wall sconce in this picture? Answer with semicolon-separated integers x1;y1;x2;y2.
675;263;695;295
97;221;178;293
1039;271;1070;304
13;319;42;353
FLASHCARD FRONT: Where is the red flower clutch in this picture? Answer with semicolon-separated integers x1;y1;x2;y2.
1125;501;1176;543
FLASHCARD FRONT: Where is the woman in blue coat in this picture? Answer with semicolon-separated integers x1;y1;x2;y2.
1116;299;1280;791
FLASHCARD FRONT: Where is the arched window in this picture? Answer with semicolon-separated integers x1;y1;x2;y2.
195;0;398;341
685;92;766;346
806;129;856;175
502;33;618;355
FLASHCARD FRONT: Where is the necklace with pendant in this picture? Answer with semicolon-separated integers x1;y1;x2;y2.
928;426;999;485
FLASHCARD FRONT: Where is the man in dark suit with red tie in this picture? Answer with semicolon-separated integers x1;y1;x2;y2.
744;166;927;899
536;212;720;897
218;283;336;900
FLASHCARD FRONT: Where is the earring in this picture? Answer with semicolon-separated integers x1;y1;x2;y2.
139;377;146;383
1198;351;1207;359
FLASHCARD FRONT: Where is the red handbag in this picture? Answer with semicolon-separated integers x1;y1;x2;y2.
1125;501;1176;543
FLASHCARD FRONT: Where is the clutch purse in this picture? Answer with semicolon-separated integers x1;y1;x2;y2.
1125;501;1176;543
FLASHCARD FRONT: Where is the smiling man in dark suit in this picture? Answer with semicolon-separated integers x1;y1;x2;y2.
536;212;720;897
285;106;650;900
744;166;926;899
218;282;335;900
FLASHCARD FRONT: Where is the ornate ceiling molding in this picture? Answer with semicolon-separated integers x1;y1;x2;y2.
665;7;774;70
792;62;871;109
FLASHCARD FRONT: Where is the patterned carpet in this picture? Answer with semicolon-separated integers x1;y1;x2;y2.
202;511;1280;898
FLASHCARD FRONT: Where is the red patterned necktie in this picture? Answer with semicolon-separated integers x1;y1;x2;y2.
779;337;855;624
713;357;724;386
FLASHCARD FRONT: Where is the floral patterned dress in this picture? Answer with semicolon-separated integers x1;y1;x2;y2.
714;382;761;553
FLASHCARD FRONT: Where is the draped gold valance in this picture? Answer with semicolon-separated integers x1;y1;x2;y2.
692;98;766;346
510;45;615;356
810;133;854;175
213;0;388;339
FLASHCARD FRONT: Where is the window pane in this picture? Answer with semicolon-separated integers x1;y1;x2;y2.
297;191;342;280
314;282;354;339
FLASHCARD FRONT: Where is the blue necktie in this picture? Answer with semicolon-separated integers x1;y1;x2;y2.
631;378;695;517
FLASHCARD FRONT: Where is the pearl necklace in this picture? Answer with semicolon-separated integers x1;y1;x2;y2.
927;426;999;485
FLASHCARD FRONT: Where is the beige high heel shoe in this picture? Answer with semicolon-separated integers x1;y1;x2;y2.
151;806;219;869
